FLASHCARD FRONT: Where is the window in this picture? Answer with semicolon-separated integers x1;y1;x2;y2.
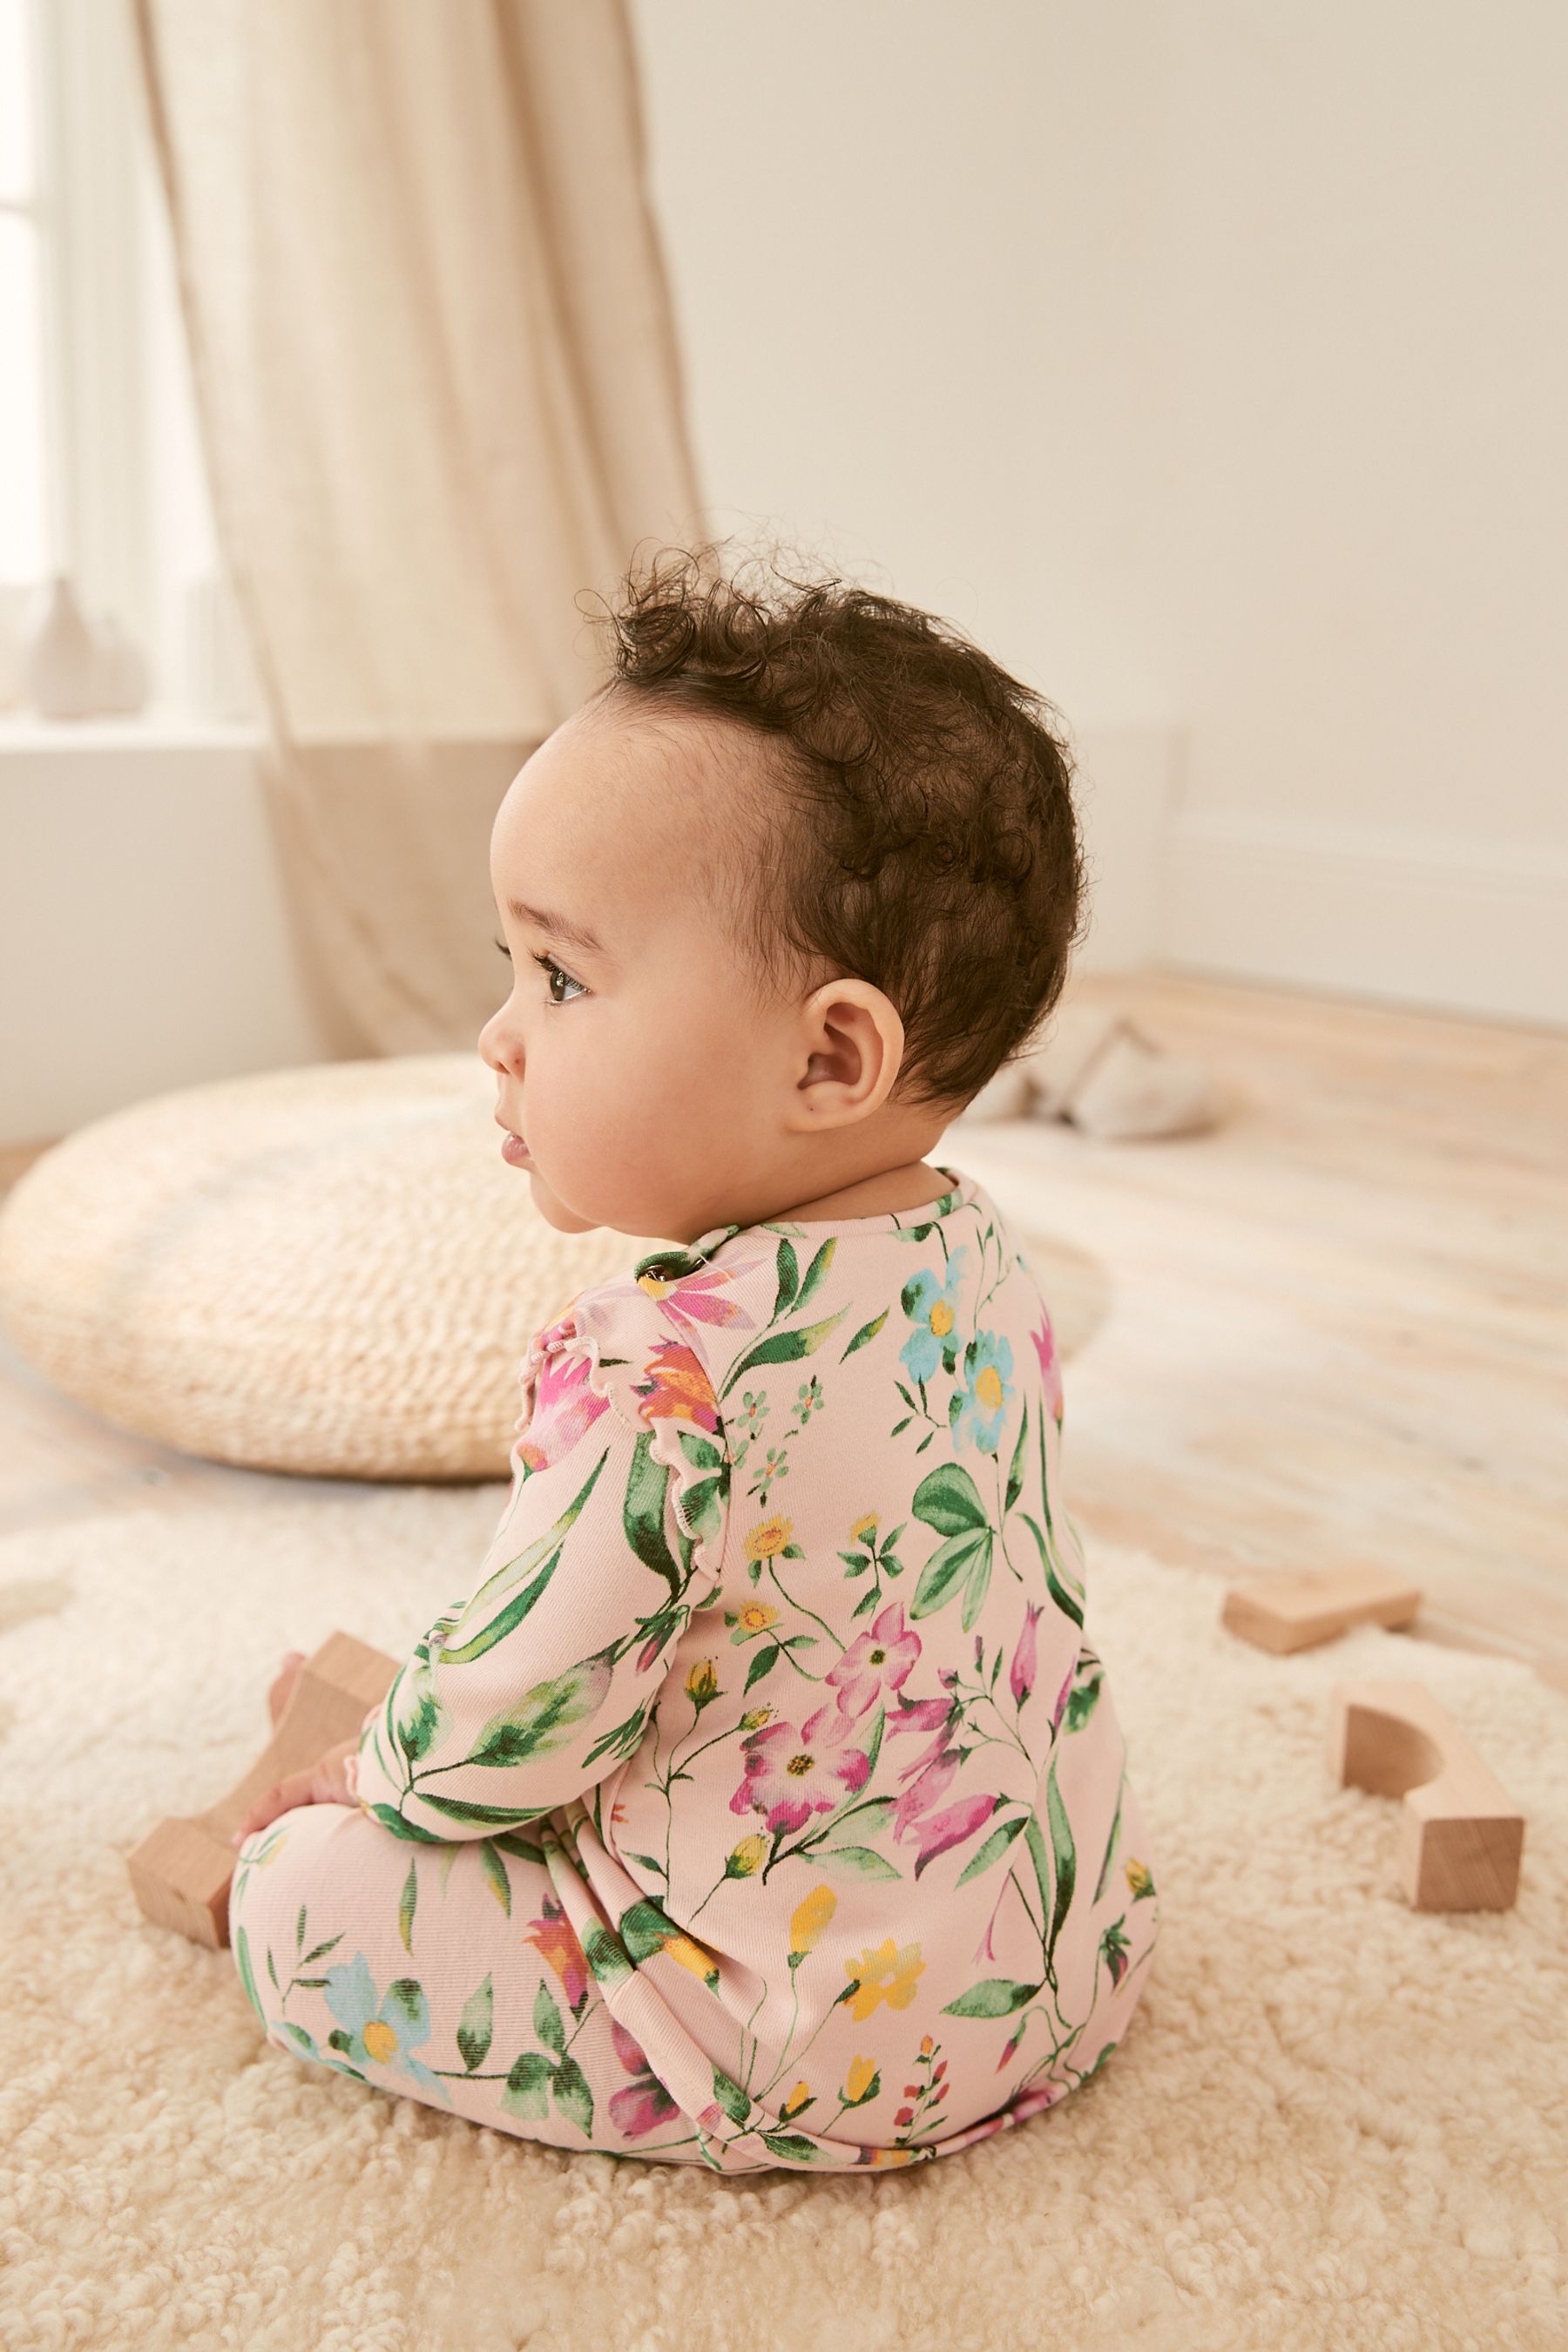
0;0;257;724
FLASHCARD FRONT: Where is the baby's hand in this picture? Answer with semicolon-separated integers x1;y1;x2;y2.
230;1735;361;1847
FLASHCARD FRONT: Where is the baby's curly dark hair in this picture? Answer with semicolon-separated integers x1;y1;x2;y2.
579;537;1086;1115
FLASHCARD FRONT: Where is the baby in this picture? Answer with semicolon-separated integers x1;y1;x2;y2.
229;542;1161;2173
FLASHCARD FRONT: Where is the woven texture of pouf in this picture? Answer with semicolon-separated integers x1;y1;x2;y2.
0;1055;649;1481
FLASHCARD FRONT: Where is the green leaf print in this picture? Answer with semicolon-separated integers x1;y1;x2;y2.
1020;1511;1085;1631
677;1428;725;1473
814;1844;903;1882
360;1801;451;1843
953;1812;1028;1887
622;1427;685;1598
471;1651;614;1767
503;2051;552;2121
1093;1773;1126;1903
959;1533;996;1631
233;1929;263;2023
438;1552;560;1666
1005;1397;1029;1512
443;1445;614;1661
773;1238;801;1315
457;1975;494;2072
911;1460;990;1537
552;2056;594;2137
1065;1661;1104;1732
534;1981;566;2057
794;1238;837;1312
910;1524;990;1619
397;1862;417;1955
392;1678;443;1765
743;1640;782;1692
581;1918;635;1988
477;1841;512;1914
1044;1757;1077;1973
712;2064;753;2125
720;1308;849;1398
760;2133;820;2164
842;1308;889;1358
942;1977;1042;2018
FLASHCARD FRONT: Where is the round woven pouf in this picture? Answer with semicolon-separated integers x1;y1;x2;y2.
0;1056;653;1481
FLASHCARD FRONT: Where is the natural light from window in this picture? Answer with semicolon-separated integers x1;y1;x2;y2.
1;0;49;585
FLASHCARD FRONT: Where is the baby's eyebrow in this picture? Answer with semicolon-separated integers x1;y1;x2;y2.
505;896;605;958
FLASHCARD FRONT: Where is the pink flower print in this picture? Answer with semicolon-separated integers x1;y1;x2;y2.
884;1687;960;1783
728;1712;871;1836
908;1790;998;1879
822;1601;922;1721
516;1346;609;1472
607;2016;682;2139
890;1747;962;1842
1010;1603;1044;1708
634;1254;772;1349
1031;1310;1064;1424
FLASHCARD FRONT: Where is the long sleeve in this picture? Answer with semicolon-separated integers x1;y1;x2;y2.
351;1274;731;1843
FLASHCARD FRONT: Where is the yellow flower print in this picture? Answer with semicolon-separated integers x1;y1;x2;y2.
686;1658;719;1704
849;1511;880;1544
664;1931;719;1983
740;1705;773;1731
929;1300;955;1338
725;1834;767;1879
844;1937;925;2022
844;2056;877;2103
863;2146;916;2166
919;2033;934;2055
733;1599;780;1638
781;2080;812;2119
745;1515;794;1563
974;1362;1004;1412
790;1884;837;1957
1125;1857;1154;1899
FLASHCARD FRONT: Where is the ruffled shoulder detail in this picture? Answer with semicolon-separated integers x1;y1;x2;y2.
511;1271;729;1582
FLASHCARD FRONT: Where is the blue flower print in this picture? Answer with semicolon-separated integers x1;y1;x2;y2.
322;1954;453;2105
950;1328;1013;1455
900;1246;970;1386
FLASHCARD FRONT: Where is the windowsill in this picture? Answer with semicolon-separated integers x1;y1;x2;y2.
0;705;267;750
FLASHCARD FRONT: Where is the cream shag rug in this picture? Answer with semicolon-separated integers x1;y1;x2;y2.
1;1487;1563;2352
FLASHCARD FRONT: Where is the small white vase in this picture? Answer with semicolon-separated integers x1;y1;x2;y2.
89;613;152;715
22;573;99;719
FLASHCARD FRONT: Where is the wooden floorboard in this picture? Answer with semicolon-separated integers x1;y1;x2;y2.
2;967;1565;1696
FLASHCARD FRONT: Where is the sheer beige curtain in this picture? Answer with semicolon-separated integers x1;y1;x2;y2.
132;0;706;1054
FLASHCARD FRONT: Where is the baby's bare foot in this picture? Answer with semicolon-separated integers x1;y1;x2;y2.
267;1648;307;1727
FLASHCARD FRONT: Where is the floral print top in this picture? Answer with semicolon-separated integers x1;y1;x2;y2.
350;1163;1160;2171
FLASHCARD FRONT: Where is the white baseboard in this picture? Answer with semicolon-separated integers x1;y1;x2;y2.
1159;810;1568;1030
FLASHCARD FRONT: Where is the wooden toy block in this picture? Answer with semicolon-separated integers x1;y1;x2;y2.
127;1629;400;1949
1221;1565;1422;1653
1328;1677;1525;1912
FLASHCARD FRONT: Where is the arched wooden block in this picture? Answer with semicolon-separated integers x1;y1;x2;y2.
1328;1678;1524;1912
1222;1565;1422;1653
126;1629;400;1948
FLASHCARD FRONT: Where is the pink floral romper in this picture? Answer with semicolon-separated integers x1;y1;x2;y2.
228;1163;1160;2171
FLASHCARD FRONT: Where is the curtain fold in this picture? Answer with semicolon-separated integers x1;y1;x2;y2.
132;0;706;1052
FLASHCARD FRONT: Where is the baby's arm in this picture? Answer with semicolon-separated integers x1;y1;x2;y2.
353;1383;719;1842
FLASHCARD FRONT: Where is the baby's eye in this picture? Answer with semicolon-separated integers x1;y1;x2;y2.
531;950;586;1007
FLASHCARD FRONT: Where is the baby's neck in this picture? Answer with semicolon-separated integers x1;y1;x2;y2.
773;1160;951;1222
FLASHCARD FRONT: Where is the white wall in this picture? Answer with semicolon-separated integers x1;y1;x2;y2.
628;0;1568;1025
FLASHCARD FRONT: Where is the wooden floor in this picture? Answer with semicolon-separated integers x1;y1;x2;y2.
2;968;1565;1693
950;970;1568;1696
